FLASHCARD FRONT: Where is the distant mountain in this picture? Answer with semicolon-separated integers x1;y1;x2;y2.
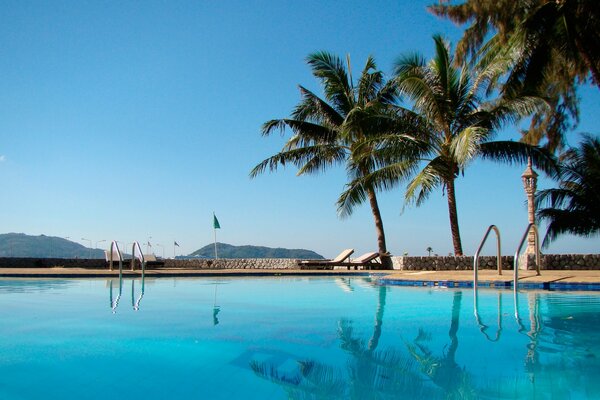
188;243;324;259
0;233;105;259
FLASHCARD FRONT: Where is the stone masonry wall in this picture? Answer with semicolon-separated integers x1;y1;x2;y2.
161;258;298;269
391;255;514;271
0;257;298;269
391;254;600;271
0;254;598;270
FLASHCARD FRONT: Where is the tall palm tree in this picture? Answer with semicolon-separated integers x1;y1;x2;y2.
352;35;555;256
536;135;600;246
429;0;600;152
251;52;414;269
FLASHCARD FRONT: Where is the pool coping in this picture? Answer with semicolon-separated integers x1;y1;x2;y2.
1;268;600;291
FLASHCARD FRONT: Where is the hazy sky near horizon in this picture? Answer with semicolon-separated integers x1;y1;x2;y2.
1;0;598;258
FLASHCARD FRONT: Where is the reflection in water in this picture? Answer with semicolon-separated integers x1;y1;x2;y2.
0;279;75;293
408;290;476;398
132;278;145;311
213;282;220;326
474;290;503;341
251;286;600;399
109;275;145;313
109;278;122;313
251;285;435;398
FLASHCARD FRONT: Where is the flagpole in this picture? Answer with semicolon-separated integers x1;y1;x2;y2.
214;227;218;259
213;212;220;259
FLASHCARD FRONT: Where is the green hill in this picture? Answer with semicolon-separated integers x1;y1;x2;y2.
188;243;324;259
0;233;105;259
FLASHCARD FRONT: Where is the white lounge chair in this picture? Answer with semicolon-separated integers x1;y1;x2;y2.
297;249;354;269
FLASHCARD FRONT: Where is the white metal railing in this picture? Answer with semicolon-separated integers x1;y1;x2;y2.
473;225;502;290
108;240;124;274
513;223;541;292
130;241;146;273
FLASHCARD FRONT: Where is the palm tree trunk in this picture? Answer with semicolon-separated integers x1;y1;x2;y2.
446;177;463;256
366;187;392;269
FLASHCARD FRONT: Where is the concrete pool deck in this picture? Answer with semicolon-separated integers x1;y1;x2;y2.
1;267;600;287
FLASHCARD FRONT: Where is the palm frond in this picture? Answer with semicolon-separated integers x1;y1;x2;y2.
450;126;488;167
262;118;338;144
250;145;345;178
307;51;355;114
405;158;447;206
478;141;558;177
293;85;344;127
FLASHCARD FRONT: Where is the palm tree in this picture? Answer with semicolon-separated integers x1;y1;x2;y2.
251;52;415;269
353;35;555;256
536;135;600;246
429;0;600;152
426;247;433;256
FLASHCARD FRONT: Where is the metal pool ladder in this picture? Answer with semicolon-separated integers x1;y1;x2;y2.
473;225;503;339
108;240;146;274
513;223;541;292
473;224;502;290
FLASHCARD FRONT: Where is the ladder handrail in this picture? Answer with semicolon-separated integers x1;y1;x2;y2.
131;241;146;273
513;223;541;291
108;241;123;275
473;225;502;290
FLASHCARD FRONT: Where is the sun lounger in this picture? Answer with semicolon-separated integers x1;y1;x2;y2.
297;248;354;269
333;252;381;270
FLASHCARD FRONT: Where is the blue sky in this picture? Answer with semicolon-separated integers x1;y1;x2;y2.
0;0;598;258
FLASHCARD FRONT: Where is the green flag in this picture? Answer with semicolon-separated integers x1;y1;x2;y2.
213;214;221;229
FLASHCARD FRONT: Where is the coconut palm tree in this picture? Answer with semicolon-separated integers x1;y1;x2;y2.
429;0;600;152
251;52;419;269
535;135;600;246
395;35;556;255
348;35;555;256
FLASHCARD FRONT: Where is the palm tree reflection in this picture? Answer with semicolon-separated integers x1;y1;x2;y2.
407;291;477;399
251;285;435;398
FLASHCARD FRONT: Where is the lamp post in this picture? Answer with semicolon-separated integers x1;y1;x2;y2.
81;238;92;259
146;236;152;255
522;158;538;255
96;239;106;251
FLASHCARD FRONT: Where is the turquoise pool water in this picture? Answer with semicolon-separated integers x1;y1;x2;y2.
0;276;599;399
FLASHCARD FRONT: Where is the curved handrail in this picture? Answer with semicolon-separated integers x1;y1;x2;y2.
473;225;502;290
108;240;124;275
131;241;146;273
513;223;541;292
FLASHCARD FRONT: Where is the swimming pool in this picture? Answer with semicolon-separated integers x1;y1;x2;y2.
0;276;598;399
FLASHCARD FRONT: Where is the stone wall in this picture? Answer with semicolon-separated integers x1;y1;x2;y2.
161;258;298;269
391;255;514;271
0;257;106;269
0;254;598;270
0;257;299;269
542;254;600;270
391;254;600;271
